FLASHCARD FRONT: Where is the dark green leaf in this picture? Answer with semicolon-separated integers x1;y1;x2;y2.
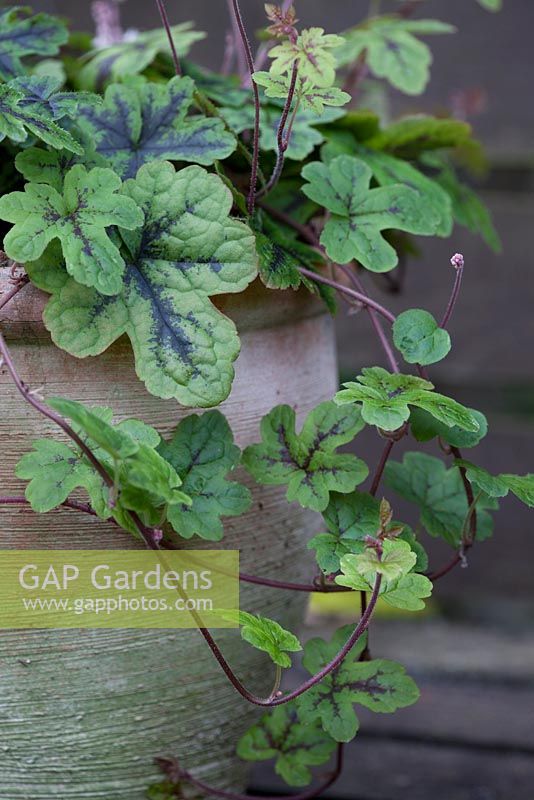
455;460;534;507
385;452;497;546
158;411;251;541
369;115;473;159
237;705;336;787
410;406;488;448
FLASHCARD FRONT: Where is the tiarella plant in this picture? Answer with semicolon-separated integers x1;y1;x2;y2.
0;1;526;798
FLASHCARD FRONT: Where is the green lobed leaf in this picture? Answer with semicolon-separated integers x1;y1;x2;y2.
221;610;302;668
77;76;236;179
15;439;103;514
14;143;105;192
47;397;140;460
9;74;101;123
158;411;251;541
335;17;454;95
296;626;419;741
301;155;436;270
393;309;451;366
336;560;433;611
350;147;453;238
308;491;427;574
242;401;368;513
0;81;83;154
0;164;143;296
253;71;350;115
237;705;336;787
269;28;345;88
455;460;534;507
385;452;497;546
351;539;416;583
335;367;479;433
26;161;258;407
78;23;205;89
221;102;345;161
0;7;68;81
410;406;488;448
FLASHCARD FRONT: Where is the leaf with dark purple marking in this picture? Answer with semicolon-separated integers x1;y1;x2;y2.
296;626;419;742
0;81;83;154
0;165;144;295
76;75;236;179
0;7;68;81
242;401;368;512
302;155;435;271
24;161;258;407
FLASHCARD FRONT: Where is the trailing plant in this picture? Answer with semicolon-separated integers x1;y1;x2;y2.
0;1;526;799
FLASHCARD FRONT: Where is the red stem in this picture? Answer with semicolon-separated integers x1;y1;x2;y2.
256;61;299;200
298;266;397;324
154;0;182;76
229;0;261;215
369;440;395;497
441;263;465;329
0;496;98;518
196;574;381;707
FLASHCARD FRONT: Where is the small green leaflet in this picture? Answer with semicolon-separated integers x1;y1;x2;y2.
335;18;454;96
77;76;236;179
423;155;501;252
252;71;350;114
26;161;258;407
242;401;368;513
0;165;143;296
336;557;433;611
221;103;345;161
350;538;416;583
385;452;497;546
308;491;427;574
335;367;479;433
48;397;139;460
296;627;419;741
349;148;453;238
410;407;488;448
157;411;251;541
269;28;345;88
16;439;104;514
455;460;534;507
301;155;435;270
237;705;336;787
220;611;302;668
0;7;68;81
78;23;205;89
393;309;451;366
0;82;82;154
369;115;472;159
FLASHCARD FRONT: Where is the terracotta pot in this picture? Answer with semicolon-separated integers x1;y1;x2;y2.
0;273;338;799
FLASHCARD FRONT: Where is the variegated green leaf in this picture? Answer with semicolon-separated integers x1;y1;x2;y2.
0;7;68;81
0;165;143;296
77;76;236;179
26;161;258;407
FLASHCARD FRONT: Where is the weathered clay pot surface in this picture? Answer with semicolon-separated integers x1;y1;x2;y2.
0;274;338;799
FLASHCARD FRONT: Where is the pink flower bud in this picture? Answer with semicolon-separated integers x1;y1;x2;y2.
450;253;465;270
